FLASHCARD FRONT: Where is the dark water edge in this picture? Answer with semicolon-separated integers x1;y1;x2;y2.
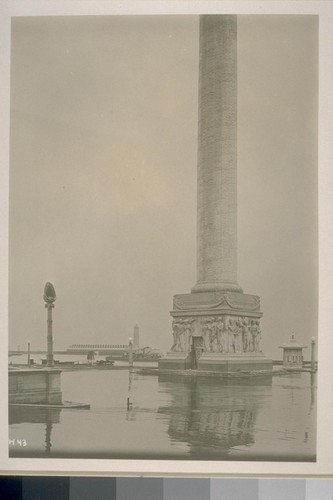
8;439;317;462
9;448;316;461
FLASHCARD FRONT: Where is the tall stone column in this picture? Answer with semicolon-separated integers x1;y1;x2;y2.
192;15;242;294
159;15;271;374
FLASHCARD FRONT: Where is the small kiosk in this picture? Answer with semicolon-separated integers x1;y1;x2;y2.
279;335;307;370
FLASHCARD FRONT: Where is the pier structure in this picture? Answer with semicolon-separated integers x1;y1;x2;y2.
159;16;272;373
9;368;62;405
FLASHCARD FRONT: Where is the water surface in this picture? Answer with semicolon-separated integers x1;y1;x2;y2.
9;369;316;461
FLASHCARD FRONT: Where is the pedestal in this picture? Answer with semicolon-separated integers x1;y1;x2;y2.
198;353;272;373
158;351;192;371
159;291;272;373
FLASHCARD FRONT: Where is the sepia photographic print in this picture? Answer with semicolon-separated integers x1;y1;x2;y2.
1;0;333;477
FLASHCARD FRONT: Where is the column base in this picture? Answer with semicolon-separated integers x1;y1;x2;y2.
197;352;272;373
160;289;271;374
191;281;243;293
158;351;192;371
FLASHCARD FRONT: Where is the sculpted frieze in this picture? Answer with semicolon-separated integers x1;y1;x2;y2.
170;314;262;354
170;314;262;355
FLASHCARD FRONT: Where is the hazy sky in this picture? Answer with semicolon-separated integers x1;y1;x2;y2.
9;15;318;358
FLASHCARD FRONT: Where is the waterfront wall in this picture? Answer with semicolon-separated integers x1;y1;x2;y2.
9;368;62;405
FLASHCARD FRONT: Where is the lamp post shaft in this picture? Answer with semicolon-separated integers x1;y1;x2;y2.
46;304;54;367
43;282;56;368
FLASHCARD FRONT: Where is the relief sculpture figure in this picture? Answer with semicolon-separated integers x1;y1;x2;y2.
171;319;183;352
234;319;242;353
201;317;226;353
240;317;250;353
201;319;211;352
226;319;234;353
248;319;255;352
227;318;238;353
216;317;225;352
183;319;195;352
179;319;189;352
171;318;195;352
209;317;218;352
250;319;261;352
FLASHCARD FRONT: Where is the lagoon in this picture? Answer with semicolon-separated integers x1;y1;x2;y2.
9;366;316;461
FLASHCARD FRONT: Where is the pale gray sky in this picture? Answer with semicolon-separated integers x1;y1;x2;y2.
9;15;318;358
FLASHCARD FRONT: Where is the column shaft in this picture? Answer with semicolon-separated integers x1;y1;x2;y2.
193;15;242;293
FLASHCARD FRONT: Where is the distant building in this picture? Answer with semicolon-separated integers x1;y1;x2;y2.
134;346;162;360
67;344;128;359
133;324;140;349
279;335;307;369
66;341;161;361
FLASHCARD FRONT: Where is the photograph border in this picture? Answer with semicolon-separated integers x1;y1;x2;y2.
1;0;332;477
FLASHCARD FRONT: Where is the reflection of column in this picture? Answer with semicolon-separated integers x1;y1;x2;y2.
310;372;315;410
9;407;60;457
126;370;137;420
45;421;52;455
157;376;270;454
193;15;242;293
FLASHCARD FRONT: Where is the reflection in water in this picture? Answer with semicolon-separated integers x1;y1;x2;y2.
8;370;316;460
126;369;137;421
310;372;315;410
158;375;272;458
9;406;61;456
45;421;52;454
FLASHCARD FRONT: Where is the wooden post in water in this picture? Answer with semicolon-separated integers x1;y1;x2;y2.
311;337;316;373
27;341;31;366
127;337;133;410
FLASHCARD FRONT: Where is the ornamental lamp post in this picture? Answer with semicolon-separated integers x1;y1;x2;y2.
128;337;133;370
43;282;56;367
